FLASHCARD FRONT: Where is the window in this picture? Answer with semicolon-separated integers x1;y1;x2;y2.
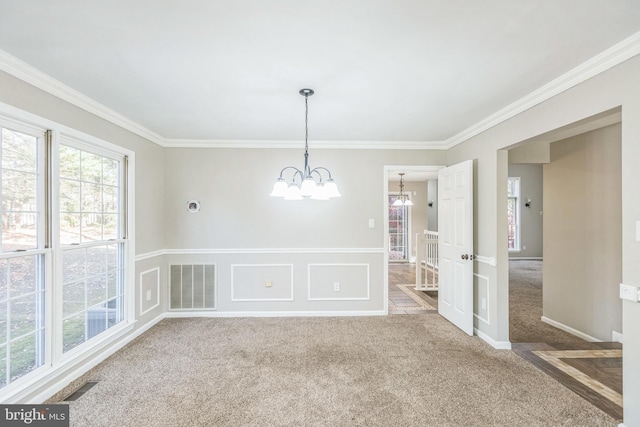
0;124;46;388
0;111;132;395
507;177;520;251
389;195;409;261
59;142;126;353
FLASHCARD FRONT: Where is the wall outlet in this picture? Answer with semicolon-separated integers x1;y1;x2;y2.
620;283;639;302
333;282;340;292
266;280;272;288
146;290;152;302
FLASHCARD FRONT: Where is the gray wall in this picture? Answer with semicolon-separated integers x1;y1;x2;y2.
164;148;444;250
164;148;445;312
543;124;622;341
427;179;438;231
507;163;543;258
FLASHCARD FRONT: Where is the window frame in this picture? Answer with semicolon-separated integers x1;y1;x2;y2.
54;132;134;364
0;117;50;393
0;104;135;399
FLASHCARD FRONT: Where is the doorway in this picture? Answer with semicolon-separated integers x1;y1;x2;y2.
505;111;622;344
504;109;623;421
384;165;442;315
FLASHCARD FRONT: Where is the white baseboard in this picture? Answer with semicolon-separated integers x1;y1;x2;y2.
12;313;166;404
541;316;601;342
165;310;387;318
612;331;623;343
475;328;512;350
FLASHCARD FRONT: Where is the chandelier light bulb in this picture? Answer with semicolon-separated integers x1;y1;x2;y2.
310;182;329;200
300;177;317;197
284;183;303;200
270;178;288;197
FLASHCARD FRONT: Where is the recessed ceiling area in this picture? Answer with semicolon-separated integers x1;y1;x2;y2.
1;1;639;146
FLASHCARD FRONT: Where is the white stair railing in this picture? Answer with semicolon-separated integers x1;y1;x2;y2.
415;231;439;291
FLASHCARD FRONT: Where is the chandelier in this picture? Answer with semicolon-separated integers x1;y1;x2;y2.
270;89;341;200
392;173;413;206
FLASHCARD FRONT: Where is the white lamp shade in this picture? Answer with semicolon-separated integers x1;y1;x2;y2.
324;180;341;198
310;182;329;200
300;177;317;197
270;179;288;197
284;183;303;200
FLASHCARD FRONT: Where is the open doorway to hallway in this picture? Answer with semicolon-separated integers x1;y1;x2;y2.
505;109;623;422
385;166;442;313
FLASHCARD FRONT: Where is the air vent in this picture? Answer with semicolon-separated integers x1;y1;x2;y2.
64;381;99;401
170;264;216;310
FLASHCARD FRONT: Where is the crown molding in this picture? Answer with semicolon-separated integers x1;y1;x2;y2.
0;49;167;146
3;27;640;152
163;138;447;150
445;30;640;149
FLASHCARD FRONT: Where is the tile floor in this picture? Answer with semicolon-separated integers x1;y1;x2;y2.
387;263;437;314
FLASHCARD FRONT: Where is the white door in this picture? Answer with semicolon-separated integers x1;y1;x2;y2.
437;160;474;335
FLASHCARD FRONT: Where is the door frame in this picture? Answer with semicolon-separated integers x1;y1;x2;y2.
383;165;444;314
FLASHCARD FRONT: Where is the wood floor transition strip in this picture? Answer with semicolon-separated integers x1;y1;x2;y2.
532;349;622;407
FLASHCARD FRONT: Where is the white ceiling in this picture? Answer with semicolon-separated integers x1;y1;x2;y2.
1;1;640;147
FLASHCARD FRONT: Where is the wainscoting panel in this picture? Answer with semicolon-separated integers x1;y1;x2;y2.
163;250;384;313
169;264;216;310
231;264;294;302
308;264;370;301
139;267;160;316
473;273;490;325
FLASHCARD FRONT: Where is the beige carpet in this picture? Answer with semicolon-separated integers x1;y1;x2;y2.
50;316;617;426
509;260;586;344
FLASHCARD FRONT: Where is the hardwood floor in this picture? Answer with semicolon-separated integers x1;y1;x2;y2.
388;261;623;422
512;341;623;422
